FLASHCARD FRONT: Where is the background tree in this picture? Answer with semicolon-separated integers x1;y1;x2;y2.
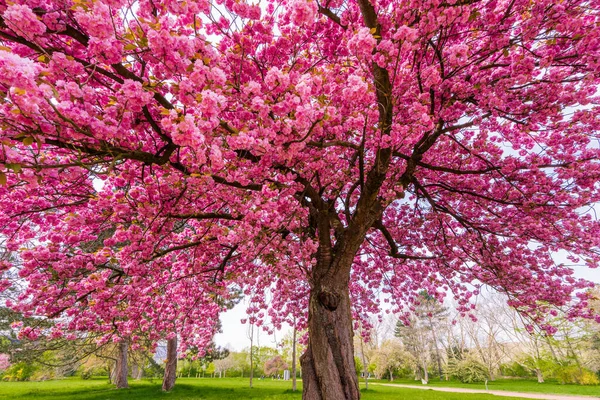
395;316;432;383
414;291;448;379
214;354;236;378
264;355;289;377
370;339;413;381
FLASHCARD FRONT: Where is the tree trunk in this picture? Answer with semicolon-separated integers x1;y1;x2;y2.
133;362;144;380
488;366;495;381
414;367;421;381
114;340;129;389
162;337;178;392
301;280;360;400
359;332;369;390
132;364;139;381
429;318;443;380
535;368;544;383
292;326;298;392
421;360;429;384
249;323;254;388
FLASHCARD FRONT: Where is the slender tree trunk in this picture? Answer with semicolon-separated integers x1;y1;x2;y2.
564;334;583;372
359;332;369;390
132;362;144;380
488;366;495;381
162;337;178;392
421;359;429;384
249;323;254;388
292;326;297;392
414;366;421;381
114;340;129;389
132;364;139;381
301;275;360;400
428;318;443;380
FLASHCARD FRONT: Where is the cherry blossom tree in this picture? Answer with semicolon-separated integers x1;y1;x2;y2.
264;355;288;377
1;0;600;399
0;353;10;372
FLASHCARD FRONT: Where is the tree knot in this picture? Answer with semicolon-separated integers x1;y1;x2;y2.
318;289;340;311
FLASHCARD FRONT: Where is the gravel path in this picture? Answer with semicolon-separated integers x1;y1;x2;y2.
373;383;600;400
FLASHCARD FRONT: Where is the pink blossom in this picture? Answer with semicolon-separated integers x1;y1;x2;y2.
347;27;377;59
289;0;317;25
0;354;10;371
3;4;46;40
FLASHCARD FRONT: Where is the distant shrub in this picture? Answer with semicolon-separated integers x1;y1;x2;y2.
579;370;600;385
555;366;599;385
80;369;94;380
447;358;489;383
500;361;531;378
1;362;37;381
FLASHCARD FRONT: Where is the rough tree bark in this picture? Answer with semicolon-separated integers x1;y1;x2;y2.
162;336;178;392
301;278;360;400
300;1;394;399
113;340;129;389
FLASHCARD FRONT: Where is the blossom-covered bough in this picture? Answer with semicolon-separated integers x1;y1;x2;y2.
1;0;600;398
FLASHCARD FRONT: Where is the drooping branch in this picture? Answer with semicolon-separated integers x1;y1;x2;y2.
166;212;243;221
373;220;435;260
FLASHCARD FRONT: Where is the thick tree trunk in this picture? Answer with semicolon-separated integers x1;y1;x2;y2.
113;340;129;389
162;337;178;392
301;280;360;400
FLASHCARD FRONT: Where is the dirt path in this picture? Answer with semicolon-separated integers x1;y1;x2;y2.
373;383;600;400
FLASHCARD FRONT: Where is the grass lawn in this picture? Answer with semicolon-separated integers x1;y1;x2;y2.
372;377;600;396
0;377;534;400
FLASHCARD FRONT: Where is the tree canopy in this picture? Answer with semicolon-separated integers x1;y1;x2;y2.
1;0;599;398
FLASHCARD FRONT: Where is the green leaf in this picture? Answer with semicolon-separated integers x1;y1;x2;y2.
6;163;22;173
0;172;6;186
23;136;34;146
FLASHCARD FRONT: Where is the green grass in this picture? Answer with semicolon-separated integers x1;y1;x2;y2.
0;377;535;400
371;377;600;396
